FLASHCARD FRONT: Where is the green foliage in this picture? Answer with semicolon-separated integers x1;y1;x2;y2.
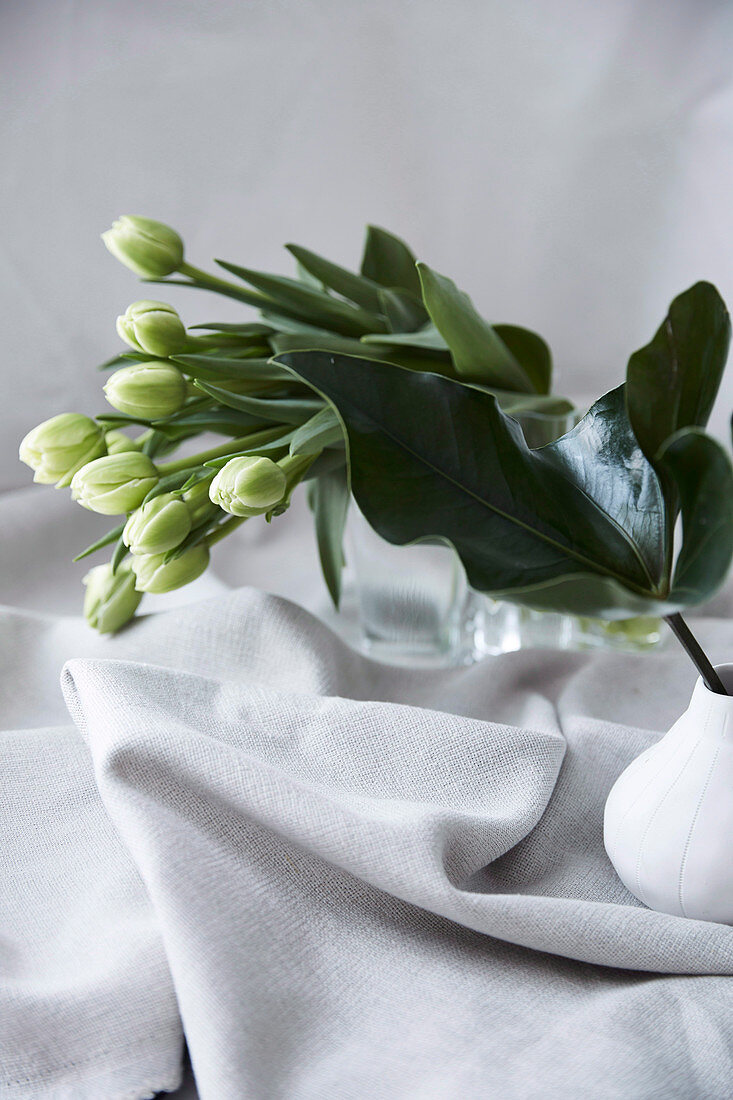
66;218;732;640
274;283;733;619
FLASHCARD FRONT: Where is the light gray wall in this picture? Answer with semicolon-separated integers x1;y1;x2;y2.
4;0;733;491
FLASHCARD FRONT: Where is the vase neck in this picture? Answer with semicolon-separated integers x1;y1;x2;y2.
687;664;733;741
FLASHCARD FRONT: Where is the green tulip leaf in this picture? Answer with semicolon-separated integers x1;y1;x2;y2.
73;523;126;562
202;434;295;472
493;325;552;396
416;263;535;392
308;464;349;607
361;322;448;352
97;353;134;372
271;332;455;377
378;287;430;334
360;225;422;297
96;412;154;428
189;322;275;336
110;535;128;575
289;406;345;456
193;379;322;426
259;312;337;338
294;258;328;292
173;353;293;384
215;260;387;337
142;469;208;505
153;409;270;437
286;244;385;313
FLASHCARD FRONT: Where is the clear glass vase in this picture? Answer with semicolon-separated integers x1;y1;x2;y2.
343;401;665;665
345;503;485;667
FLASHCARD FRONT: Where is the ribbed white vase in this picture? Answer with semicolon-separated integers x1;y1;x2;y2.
604;663;733;923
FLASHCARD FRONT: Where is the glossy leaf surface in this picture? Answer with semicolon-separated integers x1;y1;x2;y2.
275;349;733;618
627;282;730;468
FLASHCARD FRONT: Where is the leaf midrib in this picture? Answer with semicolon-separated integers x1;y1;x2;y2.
343;398;654;594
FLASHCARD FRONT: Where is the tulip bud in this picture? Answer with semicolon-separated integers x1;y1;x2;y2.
19;413;106;487
83;562;142;634
71;452;158;515
105;430;142;454
101;215;184;278
104;361;187;420
131;544;209;593
123;493;192;556
209;456;287;517
116;300;188;358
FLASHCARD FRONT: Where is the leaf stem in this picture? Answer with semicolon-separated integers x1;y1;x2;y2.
665;613;728;695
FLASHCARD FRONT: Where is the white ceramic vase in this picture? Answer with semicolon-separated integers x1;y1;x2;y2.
604;663;733;923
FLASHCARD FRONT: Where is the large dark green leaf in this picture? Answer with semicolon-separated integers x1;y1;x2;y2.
274;350;733;618
627;282;730;467
417;264;535;392
286;244;384;312
215;260;387;337
660;428;733;604
360;226;422;297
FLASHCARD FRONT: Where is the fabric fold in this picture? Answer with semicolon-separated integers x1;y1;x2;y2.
5;582;733;1099
53;653;733;1095
0;725;183;1100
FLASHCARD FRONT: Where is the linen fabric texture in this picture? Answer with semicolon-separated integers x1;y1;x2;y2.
3;491;733;1098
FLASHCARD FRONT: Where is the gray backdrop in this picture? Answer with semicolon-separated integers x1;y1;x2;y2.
4;0;733;492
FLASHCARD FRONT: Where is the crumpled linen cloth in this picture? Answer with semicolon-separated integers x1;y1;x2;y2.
3;491;733;1099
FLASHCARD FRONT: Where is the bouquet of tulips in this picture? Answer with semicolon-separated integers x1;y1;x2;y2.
20;215;567;634
19;215;733;694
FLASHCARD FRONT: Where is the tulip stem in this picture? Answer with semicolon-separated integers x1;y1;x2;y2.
205;514;248;548
279;453;317;490
178;262;271;307
156;427;288;476
665;614;728;695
